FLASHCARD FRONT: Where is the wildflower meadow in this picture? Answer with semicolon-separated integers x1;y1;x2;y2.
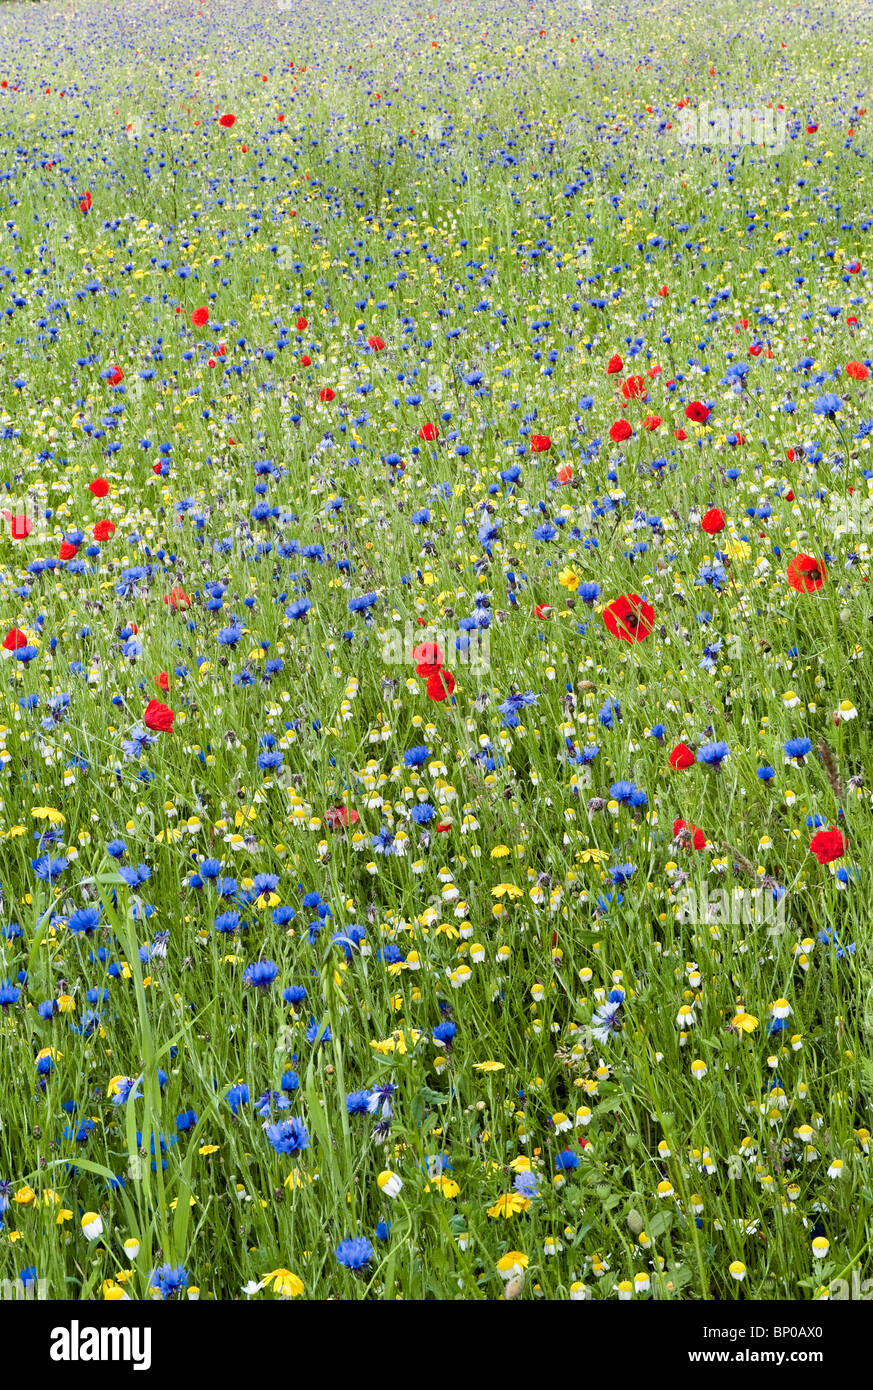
0;0;872;1318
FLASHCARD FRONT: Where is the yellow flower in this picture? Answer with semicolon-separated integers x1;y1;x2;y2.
473;1061;505;1073
488;1193;531;1218
198;1144;219;1156
262;1268;304;1297
496;1250;529;1278
731;1011;759;1033
558;567;580;592
432;1176;460;1198
13;1186;35;1206
491;883;524;900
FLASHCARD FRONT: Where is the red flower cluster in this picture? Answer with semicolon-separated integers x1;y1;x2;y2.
808;828;847;865
701;508;726;534
411;641;455;702
144;700;175;734
786;553;827;593
603;593;654;643
673;818;706;850
668;743;695;770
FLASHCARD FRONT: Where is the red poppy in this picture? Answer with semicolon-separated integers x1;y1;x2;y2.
534;603;552;619
143;700;175;733
668;743;695;771
674;428;687;441
1;510;32;539
657;285;668;298
155;672;170;693
643;415;662;431
93;520;115;542
603;593;654;642
609;419;632;443
621;375;647;401
530;433;551;453
296;316;308;331
846;361;869;381
319;387;336;402
325;805;360;830
106;365;123;386
606;354;623;374
367;335;386;351
191;306;209;327
418;422;439;441
59;540;79;560
685;401;710;424
673;817;706;850
3;627;27;651
701;507;726;534
411;640;445;675
556;464;573;483
426;668;455;701
809;828;847;865
218;113;236;127
787;553;827;593
163;587;191;610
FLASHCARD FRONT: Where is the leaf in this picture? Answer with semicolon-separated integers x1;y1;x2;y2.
417;1086;449;1106
648;1209;674;1239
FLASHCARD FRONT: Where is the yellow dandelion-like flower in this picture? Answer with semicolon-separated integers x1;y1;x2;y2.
261;1268;305;1297
488;1193;532;1218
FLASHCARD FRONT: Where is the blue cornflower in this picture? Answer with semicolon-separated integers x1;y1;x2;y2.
514;1169;540;1196
244;960;279;989
335;1236;373;1271
346;1090;371;1115
306;1017;332;1045
66;906;101;936
783;737;812;761
0;981;21;1009
403;744;430;768
697;741;730;768
148;1264;189;1299
264;1117;310;1155
226;1084;250;1114
433;1021;457;1047
31;855;69;882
